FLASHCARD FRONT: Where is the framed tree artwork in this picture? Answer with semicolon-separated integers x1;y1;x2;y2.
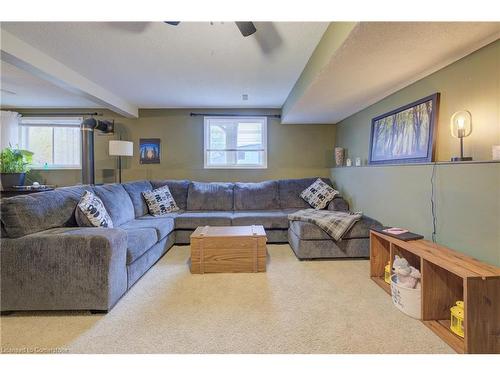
139;138;161;164
369;93;439;165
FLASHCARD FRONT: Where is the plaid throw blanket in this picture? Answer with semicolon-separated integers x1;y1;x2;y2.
288;209;362;241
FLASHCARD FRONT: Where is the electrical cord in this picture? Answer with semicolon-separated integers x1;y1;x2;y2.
430;162;438;242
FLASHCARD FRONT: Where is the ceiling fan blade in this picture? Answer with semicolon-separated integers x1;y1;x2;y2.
164;21;180;26
252;22;283;55
235;22;257;37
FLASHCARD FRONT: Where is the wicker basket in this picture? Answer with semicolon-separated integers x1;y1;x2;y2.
390;274;421;319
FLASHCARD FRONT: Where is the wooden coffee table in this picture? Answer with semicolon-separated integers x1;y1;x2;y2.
190;225;267;274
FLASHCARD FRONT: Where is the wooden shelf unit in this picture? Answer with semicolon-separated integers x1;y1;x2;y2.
370;230;500;354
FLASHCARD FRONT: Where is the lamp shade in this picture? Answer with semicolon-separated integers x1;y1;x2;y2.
109;140;133;156
450;111;472;138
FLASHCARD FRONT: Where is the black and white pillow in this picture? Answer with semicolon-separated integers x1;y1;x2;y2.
142;185;179;216
300;178;339;210
76;190;114;228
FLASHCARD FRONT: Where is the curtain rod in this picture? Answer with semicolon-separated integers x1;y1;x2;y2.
19;112;103;117
190;112;281;118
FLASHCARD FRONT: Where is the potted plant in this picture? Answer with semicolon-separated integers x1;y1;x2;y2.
0;146;34;189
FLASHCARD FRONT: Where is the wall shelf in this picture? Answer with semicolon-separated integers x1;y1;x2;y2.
423;320;465;354
370;230;500;354
334;160;500;169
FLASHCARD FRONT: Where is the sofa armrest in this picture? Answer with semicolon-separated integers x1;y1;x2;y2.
343;215;383;239
0;227;128;312
327;196;349;212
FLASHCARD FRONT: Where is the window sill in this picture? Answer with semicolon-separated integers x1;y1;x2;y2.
31;167;82;171
204;166;268;170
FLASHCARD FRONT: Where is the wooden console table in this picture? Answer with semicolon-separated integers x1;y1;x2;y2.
370;230;500;354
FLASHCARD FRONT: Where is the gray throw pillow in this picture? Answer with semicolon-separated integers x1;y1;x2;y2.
300;178;339;209
142;185;179;216
76;190;114;228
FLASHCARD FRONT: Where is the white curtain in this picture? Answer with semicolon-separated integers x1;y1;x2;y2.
0;110;21;150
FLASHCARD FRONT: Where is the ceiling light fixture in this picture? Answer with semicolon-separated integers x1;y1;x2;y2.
242;94;248;101
165;21;257;38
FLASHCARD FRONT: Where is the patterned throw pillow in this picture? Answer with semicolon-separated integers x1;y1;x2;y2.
76;190;114;228
300;178;339;210
142;185;179;216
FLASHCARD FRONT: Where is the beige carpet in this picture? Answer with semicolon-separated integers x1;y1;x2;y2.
0;245;453;354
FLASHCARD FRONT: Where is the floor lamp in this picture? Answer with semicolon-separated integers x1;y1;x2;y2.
109;140;133;183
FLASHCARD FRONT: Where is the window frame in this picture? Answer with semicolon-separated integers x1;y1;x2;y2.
203;116;268;169
19;117;83;170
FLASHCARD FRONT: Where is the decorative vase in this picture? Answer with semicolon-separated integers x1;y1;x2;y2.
335;147;345;167
0;172;26;189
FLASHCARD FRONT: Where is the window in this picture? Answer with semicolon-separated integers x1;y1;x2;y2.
204;116;267;169
19;117;82;169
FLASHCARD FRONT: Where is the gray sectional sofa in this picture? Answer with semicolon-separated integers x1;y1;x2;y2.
0;177;380;313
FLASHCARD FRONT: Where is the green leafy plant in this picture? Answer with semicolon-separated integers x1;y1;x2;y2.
0;146;34;173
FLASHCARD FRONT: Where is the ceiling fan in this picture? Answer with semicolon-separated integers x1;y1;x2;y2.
164;21;257;37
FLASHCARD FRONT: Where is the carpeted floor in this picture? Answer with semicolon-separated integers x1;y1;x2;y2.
0;245;453;354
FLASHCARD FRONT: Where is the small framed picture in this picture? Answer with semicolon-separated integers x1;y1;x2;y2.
139;138;161;164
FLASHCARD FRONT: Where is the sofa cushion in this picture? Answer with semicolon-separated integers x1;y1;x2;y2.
124;227;158;264
93;184;135;227
343;216;381;239
122;180;153;217
136;211;182;220
0;185;93;238
150;179;190;210
187;182;234;211
142;185;179;216
76;190;114;228
174;211;233;229
327;196;349;212
120;216;174;241
300;178;339;210
289;220;331;240
234;181;280;210
290;216;377;240
278;177;333;209
232;210;292;229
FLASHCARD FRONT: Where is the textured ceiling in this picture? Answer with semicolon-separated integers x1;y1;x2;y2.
282;22;500;124
0;60;102;108
1;22;328;108
2;22;498;121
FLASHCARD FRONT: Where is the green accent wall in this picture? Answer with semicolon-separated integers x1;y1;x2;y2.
332;40;500;266
335;40;500;163
20;108;336;185
333;163;500;266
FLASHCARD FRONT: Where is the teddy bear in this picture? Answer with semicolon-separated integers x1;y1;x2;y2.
392;255;421;289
